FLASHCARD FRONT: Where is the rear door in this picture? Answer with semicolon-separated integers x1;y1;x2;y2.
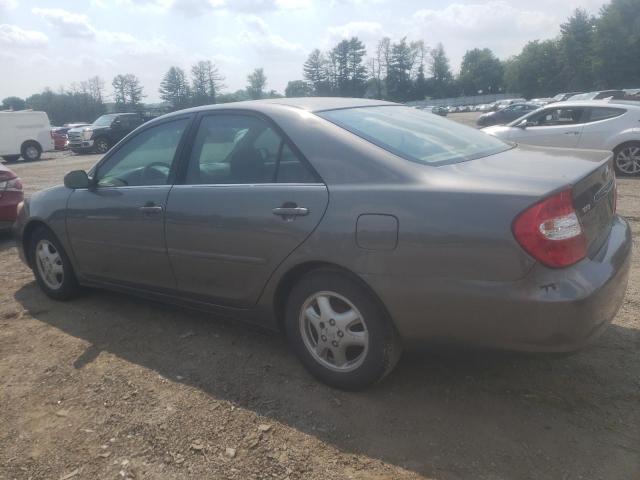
514;106;587;147
165;112;328;307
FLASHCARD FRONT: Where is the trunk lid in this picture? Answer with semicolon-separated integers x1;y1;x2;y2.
438;144;615;255
572;160;616;255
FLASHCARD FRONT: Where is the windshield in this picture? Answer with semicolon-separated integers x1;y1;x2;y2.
93;114;117;127
318;105;511;166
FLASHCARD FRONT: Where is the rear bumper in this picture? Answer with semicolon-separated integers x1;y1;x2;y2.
365;215;632;352
0;191;23;224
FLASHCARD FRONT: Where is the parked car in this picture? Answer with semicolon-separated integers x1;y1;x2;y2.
0;163;24;230
0;111;54;162
476;102;539;126
14;98;631;390
552;92;584;102
568;90;625;101
483;101;640;176
490;98;527;111
67;113;145;154
51;124;91;150
529;98;555;106
431;106;448;116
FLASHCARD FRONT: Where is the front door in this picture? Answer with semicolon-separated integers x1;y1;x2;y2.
165;113;329;307
515;106;587;148
66;116;191;289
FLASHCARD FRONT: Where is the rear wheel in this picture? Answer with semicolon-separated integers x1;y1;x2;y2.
21;141;42;161
613;142;640;176
284;269;402;390
29;227;80;300
2;155;20;163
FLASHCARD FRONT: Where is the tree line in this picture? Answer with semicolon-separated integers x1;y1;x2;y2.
2;0;638;124
290;0;639;101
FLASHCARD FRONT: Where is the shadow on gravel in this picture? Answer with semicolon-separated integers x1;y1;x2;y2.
0;230;16;252
14;282;640;479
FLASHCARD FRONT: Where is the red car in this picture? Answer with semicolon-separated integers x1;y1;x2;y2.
0;163;24;229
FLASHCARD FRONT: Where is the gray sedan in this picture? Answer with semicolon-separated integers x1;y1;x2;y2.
14;98;631;390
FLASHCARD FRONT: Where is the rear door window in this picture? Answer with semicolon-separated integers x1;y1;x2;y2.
184;114;318;185
587;107;626;122
528;107;586;126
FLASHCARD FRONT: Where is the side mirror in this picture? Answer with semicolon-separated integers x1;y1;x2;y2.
517;121;531;129
112;119;122;128
64;170;91;189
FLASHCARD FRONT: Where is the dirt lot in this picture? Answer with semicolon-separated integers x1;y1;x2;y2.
1;124;639;479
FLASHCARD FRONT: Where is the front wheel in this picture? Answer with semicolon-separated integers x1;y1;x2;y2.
284;269;402;390
613;142;640;176
29;227;80;301
94;137;110;154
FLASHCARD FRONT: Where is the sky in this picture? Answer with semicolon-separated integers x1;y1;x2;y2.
0;0;608;102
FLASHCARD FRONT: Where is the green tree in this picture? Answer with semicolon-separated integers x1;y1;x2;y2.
2;96;26;111
504;40;564;97
428;43;454;98
112;74;127;112
285;80;313;97
386;37;415;102
246;68;267;99
159;66;190;111
459;48;504;95
124;74;144;110
303;49;332;96
559;9;596;91
191;60;224;106
592;0;640;88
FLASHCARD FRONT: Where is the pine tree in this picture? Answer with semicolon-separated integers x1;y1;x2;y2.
159;67;190;111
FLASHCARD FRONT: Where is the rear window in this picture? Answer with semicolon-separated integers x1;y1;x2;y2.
317;105;510;166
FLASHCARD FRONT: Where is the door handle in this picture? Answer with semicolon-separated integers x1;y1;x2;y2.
139;203;163;214
272;206;309;217
564;131;580;135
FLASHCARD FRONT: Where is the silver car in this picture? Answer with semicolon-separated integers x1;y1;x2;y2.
14;98;631;390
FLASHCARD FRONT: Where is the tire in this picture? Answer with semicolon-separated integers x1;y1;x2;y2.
284;269;402;390
29;226;80;301
613;142;640;176
2;155;20;163
21;141;42;161
94;137;110;154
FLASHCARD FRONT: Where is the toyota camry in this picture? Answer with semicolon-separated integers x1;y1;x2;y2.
14;98;631;390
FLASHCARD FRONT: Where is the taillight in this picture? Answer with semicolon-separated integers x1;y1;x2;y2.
0;177;23;193
512;189;587;268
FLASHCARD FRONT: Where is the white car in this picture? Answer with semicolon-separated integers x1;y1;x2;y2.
0;110;54;162
483;101;640;176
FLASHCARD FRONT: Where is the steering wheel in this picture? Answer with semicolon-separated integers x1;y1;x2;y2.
142;162;170;184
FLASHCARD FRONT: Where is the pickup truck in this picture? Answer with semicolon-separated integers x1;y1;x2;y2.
67;113;145;154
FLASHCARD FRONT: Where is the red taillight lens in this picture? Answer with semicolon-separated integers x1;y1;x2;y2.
513;189;587;268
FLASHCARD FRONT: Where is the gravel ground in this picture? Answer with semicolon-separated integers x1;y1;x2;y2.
1;116;639;480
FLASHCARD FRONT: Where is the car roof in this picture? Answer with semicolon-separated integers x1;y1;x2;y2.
165;97;398;117
544;100;640;109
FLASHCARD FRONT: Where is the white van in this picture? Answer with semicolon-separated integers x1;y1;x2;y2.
0;111;54;162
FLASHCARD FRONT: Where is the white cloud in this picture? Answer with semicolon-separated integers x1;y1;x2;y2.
212;14;302;55
413;1;555;38
32;7;97;39
0;0;18;10
0;23;49;48
327;21;385;41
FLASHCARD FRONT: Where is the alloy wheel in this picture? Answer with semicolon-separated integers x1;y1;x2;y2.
35;239;64;290
615;146;640;175
299;291;369;373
